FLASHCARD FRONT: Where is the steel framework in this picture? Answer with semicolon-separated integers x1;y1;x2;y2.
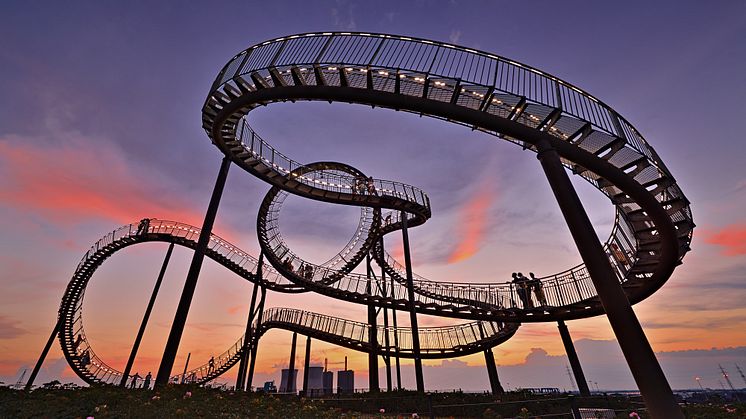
39;32;692;418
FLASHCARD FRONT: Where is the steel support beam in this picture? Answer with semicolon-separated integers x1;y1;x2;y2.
366;254;380;392
380;251;393;392
302;336;311;396
235;266;261;390
180;352;191;384
25;319;61;391
384;239;403;391
246;286;266;390
401;211;424;393
557;320;590;396
536;137;682;418
121;243;174;387
484;348;504;395
155;156;231;387
288;332;298;394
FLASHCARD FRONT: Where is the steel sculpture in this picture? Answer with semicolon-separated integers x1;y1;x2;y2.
32;32;692;418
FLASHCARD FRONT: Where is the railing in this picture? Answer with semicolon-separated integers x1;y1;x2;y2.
64;209;643;389
72;219;296;290
378;210;639;311
177;332;248;384
211;32;674;181
263;185;378;274
261;307;512;354
207;31;693;268
59;219;299;387
233;119;431;211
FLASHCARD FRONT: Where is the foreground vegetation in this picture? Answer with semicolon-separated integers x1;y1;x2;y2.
0;385;339;418
1;385;744;418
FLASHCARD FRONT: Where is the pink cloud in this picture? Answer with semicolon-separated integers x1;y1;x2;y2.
447;180;496;264
0;138;203;227
227;304;246;315
703;224;746;256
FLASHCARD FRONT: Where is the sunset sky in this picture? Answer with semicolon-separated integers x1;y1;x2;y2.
1;1;745;392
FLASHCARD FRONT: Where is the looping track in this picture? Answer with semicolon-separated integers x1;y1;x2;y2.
57;220;516;385
57;31;693;387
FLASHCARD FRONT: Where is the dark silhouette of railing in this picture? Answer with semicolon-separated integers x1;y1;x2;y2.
204;32;692;321
56;219;517;386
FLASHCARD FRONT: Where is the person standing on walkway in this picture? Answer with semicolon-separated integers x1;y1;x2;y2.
512;273;528;308
130;372;141;389
529;272;547;306
136;218;150;235
517;273;534;309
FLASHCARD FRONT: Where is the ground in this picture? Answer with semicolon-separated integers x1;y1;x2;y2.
1;385;744;418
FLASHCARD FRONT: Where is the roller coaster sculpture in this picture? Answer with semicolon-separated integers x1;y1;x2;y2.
39;32;692;418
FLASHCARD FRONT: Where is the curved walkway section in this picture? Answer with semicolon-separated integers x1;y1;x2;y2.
205;32;694;322
57;220;517;386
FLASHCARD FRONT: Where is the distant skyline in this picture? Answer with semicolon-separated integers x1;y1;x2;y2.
1;1;745;392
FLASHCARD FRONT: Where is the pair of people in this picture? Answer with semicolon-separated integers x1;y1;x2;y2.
511;272;547;308
282;257;294;273
128;372;151;389
298;262;314;279
352;176;376;195
135;218;150;235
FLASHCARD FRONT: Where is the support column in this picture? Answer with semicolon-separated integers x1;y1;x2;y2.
121;243;174;387
380;252;393;392
484;349;504;395
401;211;424;393
25;319;61;390
366;254;379;392
246;286;266;390
302;336;311;396
156;156;231;386
287;332;298;394
236;253;263;390
382;238;402;390
558;320;590;396
536;138;682;418
391;273;402;390
180;353;191;384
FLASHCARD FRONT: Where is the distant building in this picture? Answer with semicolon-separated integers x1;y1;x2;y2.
261;380;277;393
279;368;298;393
322;370;334;395
337;370;354;394
305;366;324;396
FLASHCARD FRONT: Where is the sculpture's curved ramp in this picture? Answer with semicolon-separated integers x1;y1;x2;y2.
181;307;515;385
205;32;693;322
57;220;517;386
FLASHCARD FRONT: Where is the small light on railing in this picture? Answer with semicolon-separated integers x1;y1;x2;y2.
328;66;337;70
345;67;354;72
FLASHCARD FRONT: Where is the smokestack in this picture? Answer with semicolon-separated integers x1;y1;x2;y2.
345;356;348;371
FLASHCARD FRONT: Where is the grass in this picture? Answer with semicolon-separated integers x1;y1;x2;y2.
1;385;744;418
0;385;340;418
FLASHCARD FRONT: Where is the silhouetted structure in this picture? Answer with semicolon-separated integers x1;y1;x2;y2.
37;31;694;418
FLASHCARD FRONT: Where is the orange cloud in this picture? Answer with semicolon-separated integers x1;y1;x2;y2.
226;304;247;315
703;224;746;256
447;180;496;263
0;138;203;227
